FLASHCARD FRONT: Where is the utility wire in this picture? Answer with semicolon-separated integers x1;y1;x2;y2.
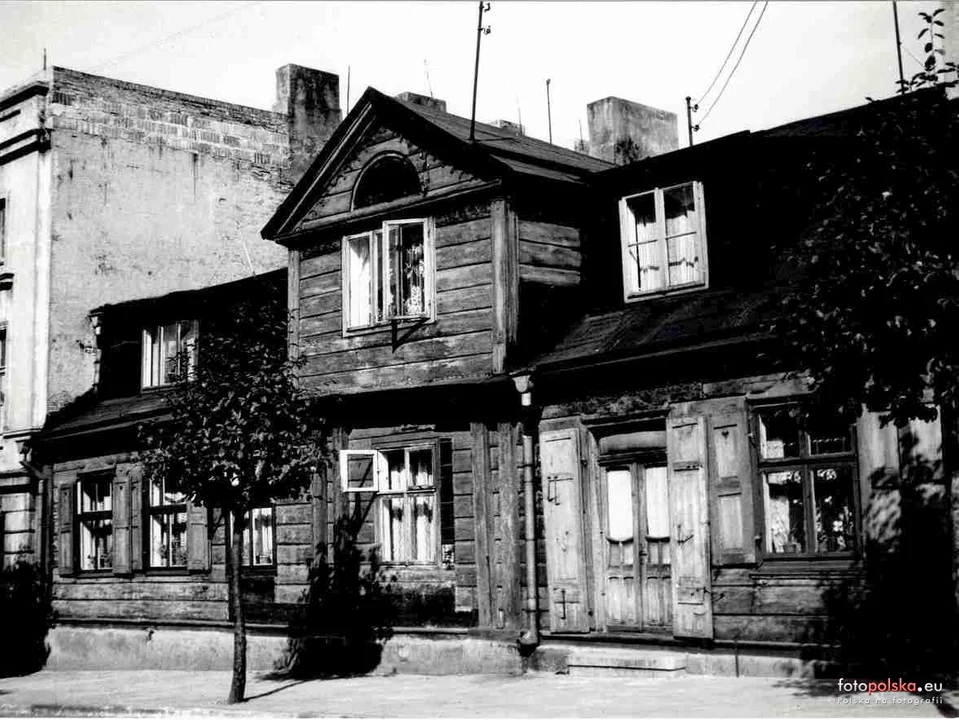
90;2;263;72
698;0;768;127
695;1;758;105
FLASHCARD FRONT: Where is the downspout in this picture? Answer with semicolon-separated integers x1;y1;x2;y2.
513;372;539;651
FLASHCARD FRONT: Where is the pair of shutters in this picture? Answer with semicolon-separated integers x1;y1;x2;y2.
58;465;210;576
540;409;754;640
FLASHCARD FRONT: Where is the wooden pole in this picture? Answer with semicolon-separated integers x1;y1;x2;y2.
546;79;553;144
469;1;488;141
893;2;906;93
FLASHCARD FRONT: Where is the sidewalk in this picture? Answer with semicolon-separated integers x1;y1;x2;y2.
0;671;954;718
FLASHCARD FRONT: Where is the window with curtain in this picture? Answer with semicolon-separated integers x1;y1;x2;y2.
77;473;113;571
148;475;188;568
241;506;275;567
343;220;431;331
755;403;858;557
619;181;706;299
141;320;198;388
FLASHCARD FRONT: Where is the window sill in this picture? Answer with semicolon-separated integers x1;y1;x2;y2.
343;315;435;338
240;565;277;576
751;557;860;577
624;282;708;304
143;567;191;576
74;570;114;579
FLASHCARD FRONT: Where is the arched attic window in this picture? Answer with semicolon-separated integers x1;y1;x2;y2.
352;154;422;210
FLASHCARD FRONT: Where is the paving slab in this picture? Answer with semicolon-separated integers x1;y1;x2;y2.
0;671;955;718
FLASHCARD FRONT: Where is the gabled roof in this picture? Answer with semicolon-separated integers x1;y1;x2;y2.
262;87;612;240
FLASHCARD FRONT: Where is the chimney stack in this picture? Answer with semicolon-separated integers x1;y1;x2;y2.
274;64;342;183
395;91;447;113
493;119;525;136
586;97;679;165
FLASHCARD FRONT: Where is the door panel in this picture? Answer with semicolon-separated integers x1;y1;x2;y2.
541;429;590;633
642;465;671;630
667;415;714;639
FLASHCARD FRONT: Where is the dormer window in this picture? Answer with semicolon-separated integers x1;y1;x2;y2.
619;181;707;300
343;219;434;332
141;320;198;388
352;154;422;209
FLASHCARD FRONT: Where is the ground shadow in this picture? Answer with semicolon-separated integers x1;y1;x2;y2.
775;429;958;716
244;680;309;701
0;560;52;678
269;503;395;680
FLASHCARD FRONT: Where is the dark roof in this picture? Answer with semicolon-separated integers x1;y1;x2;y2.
41;392;171;442
92;268;285;317
532;288;774;372
263;87;612;239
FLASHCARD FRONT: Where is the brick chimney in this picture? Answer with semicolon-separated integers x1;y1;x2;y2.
274;64;342;183
395;91;447;113
586;97;678;165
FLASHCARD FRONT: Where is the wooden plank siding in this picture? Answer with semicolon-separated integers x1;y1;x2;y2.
517;220;582;287
334;425;476;626
51;453;314;623
296;207;496;396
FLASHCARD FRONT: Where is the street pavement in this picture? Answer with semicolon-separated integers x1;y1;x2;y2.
0;671;955;718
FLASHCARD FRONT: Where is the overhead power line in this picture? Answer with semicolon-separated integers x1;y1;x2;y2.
698;0;768;127
695;2;758;106
90;2;263;73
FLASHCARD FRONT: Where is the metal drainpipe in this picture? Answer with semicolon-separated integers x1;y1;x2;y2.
514;374;540;651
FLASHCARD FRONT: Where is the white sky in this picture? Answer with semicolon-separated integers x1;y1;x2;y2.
0;1;942;148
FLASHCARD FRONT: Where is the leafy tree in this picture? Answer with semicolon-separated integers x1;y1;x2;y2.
140;286;324;703
768;8;959;608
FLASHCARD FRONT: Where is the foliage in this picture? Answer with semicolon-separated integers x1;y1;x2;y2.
140;292;323;514
139;282;325;702
0;560;52;677
279;514;395;678
769;9;959;428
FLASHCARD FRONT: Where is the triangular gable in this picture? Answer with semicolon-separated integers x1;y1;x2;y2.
262;89;505;241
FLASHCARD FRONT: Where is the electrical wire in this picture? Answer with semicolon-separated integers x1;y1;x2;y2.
698;0;768;127
695;1;758;106
90;2;263;72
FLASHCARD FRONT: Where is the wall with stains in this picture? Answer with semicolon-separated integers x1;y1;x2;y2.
45;68;293;412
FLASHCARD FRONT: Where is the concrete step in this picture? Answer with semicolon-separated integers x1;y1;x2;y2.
566;646;688;678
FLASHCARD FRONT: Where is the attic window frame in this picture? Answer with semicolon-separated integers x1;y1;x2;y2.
341;218;435;335
618;180;709;302
351;153;423;211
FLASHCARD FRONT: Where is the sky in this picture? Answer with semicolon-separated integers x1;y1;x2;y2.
0;1;942;149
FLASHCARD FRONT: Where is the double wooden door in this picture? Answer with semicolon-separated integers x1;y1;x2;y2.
601;460;672;632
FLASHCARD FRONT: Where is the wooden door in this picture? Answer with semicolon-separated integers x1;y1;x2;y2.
601;462;671;632
667;415;714;639
540;428;590;633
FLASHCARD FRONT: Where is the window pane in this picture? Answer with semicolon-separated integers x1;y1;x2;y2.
345;454;377;492
382;450;405;492
150;476;185;507
80;519;112;570
161;323;179;384
380;496;404;562
80;476;111;513
394;223;425;317
667;233;700;286
348;234;373;327
625;193;663;293
758;407;802;460
143;327;160;387
807;414;853;456
180;321;197;380
606;469;634;542
763;469;806;553
408;448;433;489
410;493;435;562
151;511;188;567
663;183;697;237
813;466;856;553
374;229;387;321
251;507;274;565
644;465;670;539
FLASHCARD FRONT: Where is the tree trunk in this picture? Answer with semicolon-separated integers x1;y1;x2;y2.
227;510;247;704
942;403;959;627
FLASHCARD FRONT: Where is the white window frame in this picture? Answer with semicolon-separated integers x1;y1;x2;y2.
338;445;440;565
0;193;7;265
618;180;708;302
141;320;198;389
341;218;435;335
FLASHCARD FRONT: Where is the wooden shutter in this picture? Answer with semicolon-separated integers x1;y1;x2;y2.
112;469;132;575
667;414;713;639
540;428;590;633
129;466;144;572
439;439;455;566
58;481;76;576
187;500;210;573
708;411;755;564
